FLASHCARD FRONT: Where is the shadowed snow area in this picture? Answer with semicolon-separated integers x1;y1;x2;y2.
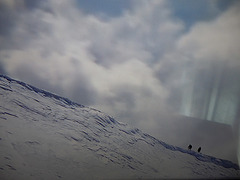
0;75;239;179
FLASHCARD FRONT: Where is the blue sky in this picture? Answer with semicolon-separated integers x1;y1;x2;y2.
169;0;236;25
0;0;240;163
75;0;131;17
75;0;236;27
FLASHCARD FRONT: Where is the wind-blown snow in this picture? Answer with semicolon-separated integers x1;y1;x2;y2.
0;75;239;179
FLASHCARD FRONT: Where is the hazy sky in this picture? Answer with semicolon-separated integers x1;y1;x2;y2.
0;0;240;148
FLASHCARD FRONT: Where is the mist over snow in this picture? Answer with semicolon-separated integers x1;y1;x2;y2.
0;75;239;179
0;0;240;165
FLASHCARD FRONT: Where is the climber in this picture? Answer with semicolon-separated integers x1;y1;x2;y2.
198;147;201;153
188;144;192;150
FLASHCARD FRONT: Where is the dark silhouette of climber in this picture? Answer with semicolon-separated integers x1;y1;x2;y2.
197;147;201;153
188;144;192;150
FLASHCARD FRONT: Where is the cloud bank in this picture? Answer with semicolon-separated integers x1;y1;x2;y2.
0;0;240;134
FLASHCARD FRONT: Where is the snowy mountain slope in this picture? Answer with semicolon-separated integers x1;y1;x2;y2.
0;75;239;180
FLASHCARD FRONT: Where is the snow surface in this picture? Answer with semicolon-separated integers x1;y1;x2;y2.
0;75;239;179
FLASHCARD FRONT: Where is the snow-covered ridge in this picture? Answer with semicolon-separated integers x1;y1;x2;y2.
0;75;85;108
0;75;239;179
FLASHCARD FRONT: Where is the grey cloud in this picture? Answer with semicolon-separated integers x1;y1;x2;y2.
103;86;137;118
10;62;64;95
107;90;136;110
66;71;97;106
23;0;45;10
10;59;97;106
0;0;52;50
0;61;6;75
0;1;19;39
0;7;14;36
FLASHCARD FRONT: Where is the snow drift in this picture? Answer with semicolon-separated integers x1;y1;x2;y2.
0;75;239;179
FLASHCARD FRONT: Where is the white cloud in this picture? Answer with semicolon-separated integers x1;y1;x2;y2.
176;2;240;66
0;0;181;120
153;1;240;102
